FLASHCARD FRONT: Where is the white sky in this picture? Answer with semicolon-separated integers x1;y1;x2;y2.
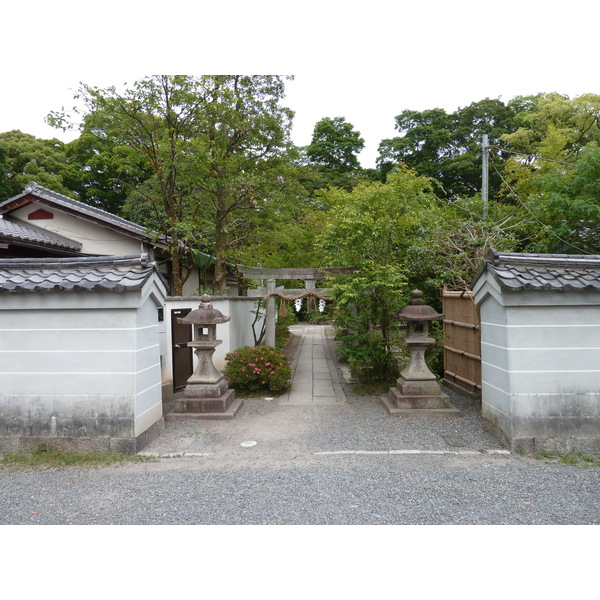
2;2;598;168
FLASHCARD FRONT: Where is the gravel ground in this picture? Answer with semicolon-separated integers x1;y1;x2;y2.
1;452;598;525
1;331;599;526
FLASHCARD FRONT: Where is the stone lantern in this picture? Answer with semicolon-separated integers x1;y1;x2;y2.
168;295;243;420
382;290;460;417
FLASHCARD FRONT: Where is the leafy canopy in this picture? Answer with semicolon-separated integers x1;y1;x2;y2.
48;75;298;294
316;166;443;381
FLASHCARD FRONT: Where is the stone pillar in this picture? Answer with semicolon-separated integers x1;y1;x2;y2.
265;278;276;347
305;279;316;313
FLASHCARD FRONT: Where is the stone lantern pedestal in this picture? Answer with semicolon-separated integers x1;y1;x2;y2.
168;296;243;420
382;290;460;417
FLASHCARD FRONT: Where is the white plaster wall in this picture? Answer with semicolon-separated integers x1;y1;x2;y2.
134;289;164;437
0;301;136;437
11;204;151;257
0;278;166;441
215;297;264;368
504;302;600;436
181;270;201;297
475;270;600;445
478;291;512;436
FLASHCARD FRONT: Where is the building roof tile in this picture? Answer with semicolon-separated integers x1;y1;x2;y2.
476;250;600;292
0;254;165;294
0;215;82;252
0;181;146;235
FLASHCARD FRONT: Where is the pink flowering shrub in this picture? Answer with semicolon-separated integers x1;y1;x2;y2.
224;345;292;395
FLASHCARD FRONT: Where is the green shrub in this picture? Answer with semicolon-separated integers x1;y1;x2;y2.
336;329;400;384
224;345;292;395
275;311;297;350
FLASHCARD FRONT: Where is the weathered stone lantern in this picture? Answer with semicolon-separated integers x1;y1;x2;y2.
168;295;243;420
382;290;460;417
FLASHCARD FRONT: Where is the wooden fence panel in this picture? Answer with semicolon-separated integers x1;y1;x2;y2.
442;286;481;395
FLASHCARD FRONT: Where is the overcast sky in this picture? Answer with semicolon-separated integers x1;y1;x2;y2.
2;1;597;169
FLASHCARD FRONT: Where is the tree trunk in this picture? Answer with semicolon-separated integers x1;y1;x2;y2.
212;194;229;293
213;226;229;293
171;251;184;296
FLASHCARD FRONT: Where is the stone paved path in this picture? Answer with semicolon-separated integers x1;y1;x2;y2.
278;325;345;405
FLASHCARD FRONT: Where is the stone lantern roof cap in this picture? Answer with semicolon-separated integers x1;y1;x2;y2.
397;290;444;322
179;294;231;325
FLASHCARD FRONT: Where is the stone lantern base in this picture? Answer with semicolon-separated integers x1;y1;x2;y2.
166;334;244;420
382;375;460;417
168;387;243;421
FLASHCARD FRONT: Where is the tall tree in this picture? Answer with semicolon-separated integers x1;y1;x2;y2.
499;93;600;253
503;93;600;156
64;129;153;214
306;116;364;171
377;100;518;199
49;75;296;294
0;130;76;201
0;145;11;201
377;108;452;184
302;116;365;192
186;76;297;290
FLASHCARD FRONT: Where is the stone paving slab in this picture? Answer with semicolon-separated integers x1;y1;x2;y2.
277;325;346;406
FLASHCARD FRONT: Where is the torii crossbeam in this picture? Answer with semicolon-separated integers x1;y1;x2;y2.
236;266;358;347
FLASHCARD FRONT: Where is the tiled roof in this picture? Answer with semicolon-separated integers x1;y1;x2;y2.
479;250;600;292
0;254;163;294
0;181;164;245
0;215;82;252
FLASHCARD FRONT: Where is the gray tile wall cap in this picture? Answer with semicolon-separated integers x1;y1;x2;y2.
0;182;166;246
477;249;600;292
0;254;166;294
0;215;82;251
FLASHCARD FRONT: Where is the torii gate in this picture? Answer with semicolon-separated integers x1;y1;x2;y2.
237;266;358;347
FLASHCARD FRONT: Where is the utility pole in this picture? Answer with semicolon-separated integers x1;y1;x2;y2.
481;134;489;220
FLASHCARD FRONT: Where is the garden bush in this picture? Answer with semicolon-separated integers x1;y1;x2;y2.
224;345;292;395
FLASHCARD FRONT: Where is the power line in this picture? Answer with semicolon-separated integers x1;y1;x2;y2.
489;144;576;167
488;151;593;255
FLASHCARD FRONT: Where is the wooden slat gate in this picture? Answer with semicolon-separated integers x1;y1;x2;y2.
442;286;482;395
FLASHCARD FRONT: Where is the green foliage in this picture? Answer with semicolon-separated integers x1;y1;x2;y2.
317;166;442;381
0;443;152;471
0;130;76;201
293;117;367;200
532;447;600;468
0;145;11;201
64;129;153;214
518;144;600;254
48;75;299;294
277;309;298;328
336;328;401;383
406;195;521;294
224;345;292;395
301;116;366;193
503;93;600;156
307;117;365;171
377;99;519;199
498;93;600;254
